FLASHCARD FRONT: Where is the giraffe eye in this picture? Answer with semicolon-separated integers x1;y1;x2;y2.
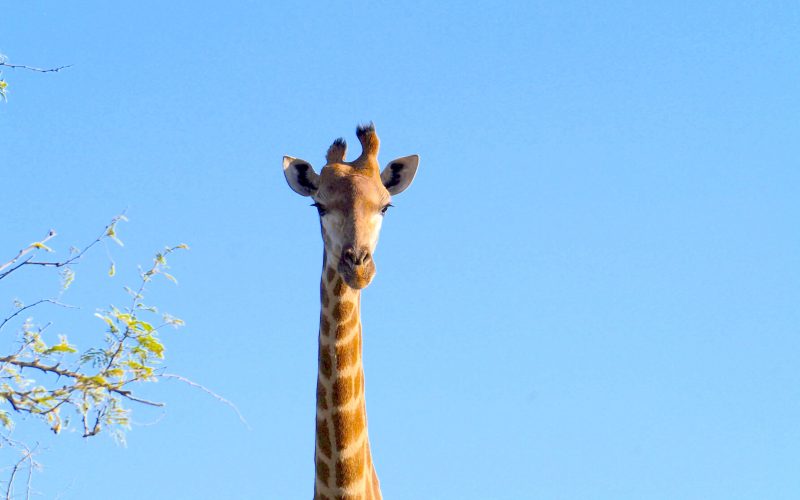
311;203;327;216
380;204;393;216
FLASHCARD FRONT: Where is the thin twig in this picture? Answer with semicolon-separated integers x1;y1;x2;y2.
0;62;73;74
162;373;250;429
0;299;76;333
0;214;125;281
112;390;163;408
24;451;33;500
4;441;37;500
0;230;57;277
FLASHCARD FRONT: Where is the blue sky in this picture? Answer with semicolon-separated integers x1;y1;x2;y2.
1;1;799;498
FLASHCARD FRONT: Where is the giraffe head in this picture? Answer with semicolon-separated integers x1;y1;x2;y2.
283;123;419;289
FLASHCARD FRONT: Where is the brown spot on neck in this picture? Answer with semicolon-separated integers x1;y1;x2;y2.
316;416;333;459
332;300;355;322
333;278;347;297
336;440;366;488
319;345;333;379
335;334;361;370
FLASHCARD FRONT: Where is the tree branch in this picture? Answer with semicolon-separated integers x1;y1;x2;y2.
0;299;76;333
162;373;249;429
2;439;38;500
111;390;163;408
0;62;72;74
0;230;57;278
0;214;125;281
0;357;164;408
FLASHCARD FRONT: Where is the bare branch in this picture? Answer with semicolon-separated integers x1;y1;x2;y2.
0;230;57;278
0;62;72;74
112;390;164;408
24;450;34;500
162;373;250;429
2;440;39;500
0;214;126;281
0;299;76;333
82;407;104;438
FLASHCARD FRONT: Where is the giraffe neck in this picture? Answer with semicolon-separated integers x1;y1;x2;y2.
314;263;382;500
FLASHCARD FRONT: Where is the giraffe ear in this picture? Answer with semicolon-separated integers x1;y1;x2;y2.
283;156;319;196
380;155;419;195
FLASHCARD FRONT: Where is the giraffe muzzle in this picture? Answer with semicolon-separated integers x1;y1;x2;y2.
338;246;376;289
342;246;371;267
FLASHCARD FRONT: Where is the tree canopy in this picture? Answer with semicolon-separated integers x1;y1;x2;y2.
0;217;189;496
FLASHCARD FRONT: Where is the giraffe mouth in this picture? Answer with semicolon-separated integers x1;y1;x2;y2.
337;260;376;289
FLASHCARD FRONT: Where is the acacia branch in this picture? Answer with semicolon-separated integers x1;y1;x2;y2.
2;439;38;500
0;299;76;333
0;215;125;281
0;62;72;74
111;389;162;407
0;230;57;278
82;405;104;438
162;373;249;428
0;357;164;408
24;449;34;500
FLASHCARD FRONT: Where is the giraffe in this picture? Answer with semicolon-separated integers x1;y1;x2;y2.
283;123;419;500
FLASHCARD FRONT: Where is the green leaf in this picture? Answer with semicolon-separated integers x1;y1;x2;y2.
95;312;120;334
32;241;53;252
106;225;124;246
163;314;185;327
135;320;154;333
44;336;78;355
124;286;143;299
94;313;113;327
85;375;108;386
137;334;164;358
0;410;13;430
60;268;75;290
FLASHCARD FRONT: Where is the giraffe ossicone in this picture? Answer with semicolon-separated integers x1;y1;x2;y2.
283;123;419;499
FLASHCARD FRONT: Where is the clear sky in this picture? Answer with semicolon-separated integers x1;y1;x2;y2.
1;1;799;498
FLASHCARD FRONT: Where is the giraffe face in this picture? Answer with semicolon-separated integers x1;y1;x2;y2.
283;125;419;290
313;165;388;289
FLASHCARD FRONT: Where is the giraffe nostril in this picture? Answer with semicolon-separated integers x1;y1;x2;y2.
342;246;370;266
352;248;370;266
342;246;356;265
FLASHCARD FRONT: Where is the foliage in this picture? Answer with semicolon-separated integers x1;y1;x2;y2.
0;216;188;445
0;53;7;101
